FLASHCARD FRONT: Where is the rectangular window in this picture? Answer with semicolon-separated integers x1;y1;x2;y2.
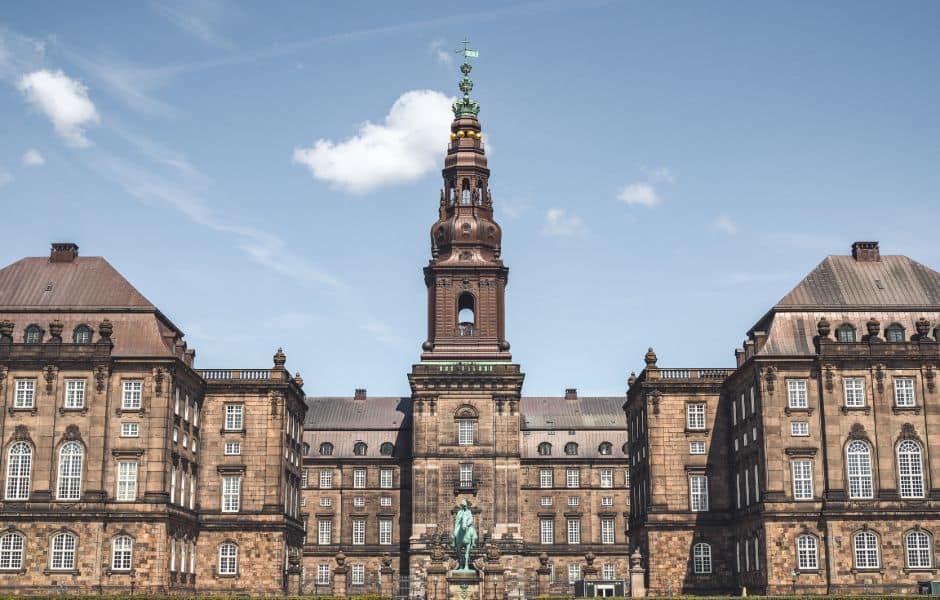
540;496;553;506
687;403;706;430
352;564;365;585
690;440;706;454
353;468;366;489
566;468;580;488
895;378;916;407
787;379;808;409
459;464;473;488
600;469;613;488
844;378;866;408
379;519;393;545
120;422;139;438
601;495;613;506
221;476;240;512
568;563;581;584
14;379;36;409
318;520;332;545
603;563;615;580
540;469;553;488
121;380;142;410
457;419;474;445
116;461;138;501
224;441;241;455
319;470;332;489
353;496;365;507
380;495;392;507
791;459;813;500
690;475;709;512
791;421;809;436
224;404;244;430
567;496;580;506
301;469;308;488
380;469;394;488
601;518;615;544
317;563;331;585
64;379;85;409
540;519;554;544
567;519;581;544
319;497;332;507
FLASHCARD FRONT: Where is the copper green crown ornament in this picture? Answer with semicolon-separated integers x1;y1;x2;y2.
452;39;481;118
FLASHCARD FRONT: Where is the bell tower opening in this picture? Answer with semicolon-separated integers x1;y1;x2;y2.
457;292;476;337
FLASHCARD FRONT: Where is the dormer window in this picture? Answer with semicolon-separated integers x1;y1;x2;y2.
353;442;368;456
72;325;92;344
538;442;552;456
24;325;42;344
885;324;905;342
564;442;578;456
598;442;613;455
836;324;857;342
380;442;394;456
319;442;333;456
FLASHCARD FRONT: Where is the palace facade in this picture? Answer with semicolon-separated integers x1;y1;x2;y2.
1;57;939;599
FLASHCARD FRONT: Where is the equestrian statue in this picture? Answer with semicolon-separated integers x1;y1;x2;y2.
452;499;478;572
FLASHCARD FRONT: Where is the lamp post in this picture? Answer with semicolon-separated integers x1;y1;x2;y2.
791;569;798;595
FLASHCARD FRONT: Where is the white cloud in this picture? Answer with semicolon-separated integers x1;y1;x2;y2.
22;149;44;166
543;208;587;237
431;40;454;67
641;166;676;184
617;182;661;207
293;89;452;194
714;215;737;235
17;69;100;147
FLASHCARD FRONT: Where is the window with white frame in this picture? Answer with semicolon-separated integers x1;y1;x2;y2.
122;381;142;410
540;519;554;544
690;440;706;454
316;563;330;585
566;468;580;488
690;475;709;512
380;469;393;488
379;519;392;544
56;442;83;500
221;476;241;512
224;404;244;430
352;519;366;545
50;532;77;570
601;495;613;506
318;520;332;545
603;563;615;580
787;379;808;409
457;419;474;445
687;403;706;430
853;531;880;569
906;530;932;569
65;380;85;409
353;496;365;507
791;421;809;437
218;542;238;575
843;378;865;408
319;497;332;507
14;379;36;409
601;518;615;544
5;442;32;500
567;518;581;544
692;542;712;574
459;464;473;488
224;441;241;455
895;378;916;407
319;470;332;489
791;459;813;500
600;469;613;488
0;532;25;570
567;496;580;506
380;495;392;507
898;440;925;498
353;468;366;489
116;461;138;501
540;469;553;488
352;564;365;585
120;422;139;438
846;441;874;498
568;563;581;584
111;535;133;570
797;534;818;570
540;496;552;506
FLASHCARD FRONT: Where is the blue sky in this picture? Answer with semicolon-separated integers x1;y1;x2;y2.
2;1;939;395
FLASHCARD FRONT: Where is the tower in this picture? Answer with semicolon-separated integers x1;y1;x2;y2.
409;44;525;591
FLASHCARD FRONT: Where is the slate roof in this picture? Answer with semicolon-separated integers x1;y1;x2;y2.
304;397;411;429
520;396;626;430
0;257;155;309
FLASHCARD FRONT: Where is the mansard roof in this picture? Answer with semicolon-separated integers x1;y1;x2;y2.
520;396;626;430
304;396;411;429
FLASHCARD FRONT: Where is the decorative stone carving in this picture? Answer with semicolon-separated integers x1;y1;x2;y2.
154;368;164;394
900;422;919;441
273;347;286;368
644;347;657;367
763;365;777;395
270;391;283;416
294;372;304;387
48;319;64;342
874;363;885;394
848;423;868;440
62;424;82;442
98;319;113;343
866;317;882;342
0;320;13;343
824;364;834;392
648;389;662;415
334;551;346;567
817;317;831;338
627;371;637;388
926;365;936;393
95;365;108;393
915;317;932;340
43;365;56;393
13;424;31;442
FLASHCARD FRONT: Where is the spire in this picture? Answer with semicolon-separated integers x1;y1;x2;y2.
452;39;481;118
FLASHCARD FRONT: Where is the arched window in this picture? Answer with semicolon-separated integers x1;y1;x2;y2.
898;440;925;498
836;324;857;342
598;442;613;455
692;542;712;574
56;442;83;500
846;440;873;499
564;442;579;456
380;442;394;456
457;293;475;337
218;542;238;575
906;530;932;569
538;442;552;456
461;179;471;205
0;532;25;570
24;325;42;344
5;442;32;500
302;442;310;455
72;325;92;344
50;532;77;570
796;534;818;570
622;443;629;455
319;442;333;456
853;531;880;569
885;324;905;343
111;535;133;571
353;442;368;456
455;405;478;446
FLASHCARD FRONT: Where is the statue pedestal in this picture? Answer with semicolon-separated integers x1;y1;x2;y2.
447;570;480;600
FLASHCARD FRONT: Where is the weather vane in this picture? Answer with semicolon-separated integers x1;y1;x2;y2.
456;38;479;61
452;38;481;118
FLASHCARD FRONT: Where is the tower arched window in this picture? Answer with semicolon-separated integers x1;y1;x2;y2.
564;442;578;456
461;179;471;205
457;292;475;337
0;531;25;570
24;325;42;344
906;530;933;569
477;182;484;205
319;442;333;456
853;530;880;569
898;440;925;498
353;442;368;456
73;325;92;344
538;442;552;456
692;542;712;574
5;442;32;500
56;441;83;500
846;440;873;499
836;324;857;342
886;324;905;342
598;442;613;455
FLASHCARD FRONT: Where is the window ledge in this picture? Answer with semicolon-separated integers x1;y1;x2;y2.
42;568;80;575
7;406;37;416
904;567;936;573
850;567;884;574
220;428;246;435
58;406;87;416
841;406;871;415
684;428;710;435
893;405;921;415
784;406;814;416
0;567;26;574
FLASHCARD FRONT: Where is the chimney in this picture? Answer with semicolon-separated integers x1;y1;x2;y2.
184;348;195;368
354;388;367;401
50;243;79;263
852;241;880;262
734;348;745;368
565;388;577;400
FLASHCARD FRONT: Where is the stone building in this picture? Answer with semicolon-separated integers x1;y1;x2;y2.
627;240;940;596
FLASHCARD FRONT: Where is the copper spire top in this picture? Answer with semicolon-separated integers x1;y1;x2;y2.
452;38;481;118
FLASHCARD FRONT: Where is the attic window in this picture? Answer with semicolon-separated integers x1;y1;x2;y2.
380;442;394;456
353;442;368;456
319;442;333;456
24;325;43;344
836;324;857;343
885;324;905;343
73;325;92;344
44;281;54;292
875;279;885;290
564;442;578;456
